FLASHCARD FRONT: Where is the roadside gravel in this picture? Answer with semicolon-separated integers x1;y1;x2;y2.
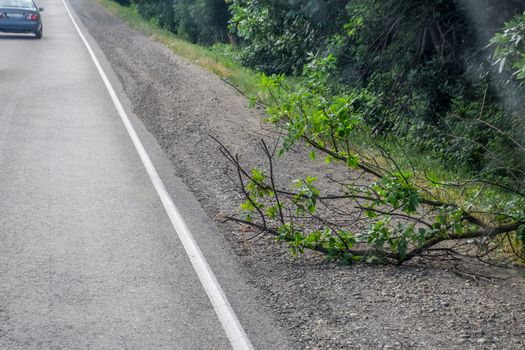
70;1;525;348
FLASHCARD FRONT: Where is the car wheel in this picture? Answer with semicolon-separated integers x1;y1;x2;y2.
35;28;43;39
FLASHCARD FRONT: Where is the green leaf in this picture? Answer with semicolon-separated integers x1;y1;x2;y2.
346;153;360;168
248;96;257;109
266;206;276;219
404;192;420;213
397;237;408;261
308;149;316;161
517;224;525;246
453;222;464;235
365;209;378;218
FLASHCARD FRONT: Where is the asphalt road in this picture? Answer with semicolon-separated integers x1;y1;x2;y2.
0;1;292;349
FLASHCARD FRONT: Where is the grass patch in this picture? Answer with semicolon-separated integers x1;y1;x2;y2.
96;0;261;97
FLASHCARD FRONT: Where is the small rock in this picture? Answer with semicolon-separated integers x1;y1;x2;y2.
477;338;486;344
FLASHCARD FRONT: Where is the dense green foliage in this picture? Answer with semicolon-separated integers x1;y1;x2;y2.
129;0;230;43
492;12;525;83
228;0;349;74
228;0;525;179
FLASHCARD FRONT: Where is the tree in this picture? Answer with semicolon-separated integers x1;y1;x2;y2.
126;0;230;44
175;0;231;44
491;12;525;84
228;0;350;74
228;0;525;177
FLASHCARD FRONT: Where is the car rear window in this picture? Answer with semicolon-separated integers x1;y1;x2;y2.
0;0;35;9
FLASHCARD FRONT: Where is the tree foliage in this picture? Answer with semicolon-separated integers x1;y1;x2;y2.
227;0;350;74
218;56;525;264
227;0;525;177
491;11;525;83
130;0;230;44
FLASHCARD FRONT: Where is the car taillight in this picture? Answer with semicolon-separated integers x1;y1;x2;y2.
26;13;39;21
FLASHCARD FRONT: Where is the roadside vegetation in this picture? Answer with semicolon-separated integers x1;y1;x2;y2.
99;0;260;96
105;0;525;265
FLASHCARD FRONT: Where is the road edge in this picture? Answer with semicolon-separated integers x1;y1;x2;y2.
61;0;254;349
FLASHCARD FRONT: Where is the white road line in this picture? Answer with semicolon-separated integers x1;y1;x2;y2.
61;1;254;349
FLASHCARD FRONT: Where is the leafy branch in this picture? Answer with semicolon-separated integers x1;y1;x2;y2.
216;55;525;265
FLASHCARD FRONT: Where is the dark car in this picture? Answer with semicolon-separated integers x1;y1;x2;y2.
0;0;43;39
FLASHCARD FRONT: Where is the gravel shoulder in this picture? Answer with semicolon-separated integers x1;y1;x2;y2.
70;1;525;348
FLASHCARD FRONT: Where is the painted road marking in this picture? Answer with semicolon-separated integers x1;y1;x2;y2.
61;1;254;349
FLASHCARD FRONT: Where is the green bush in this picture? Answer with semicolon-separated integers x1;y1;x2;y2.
228;0;349;74
113;0;131;6
130;0;230;44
